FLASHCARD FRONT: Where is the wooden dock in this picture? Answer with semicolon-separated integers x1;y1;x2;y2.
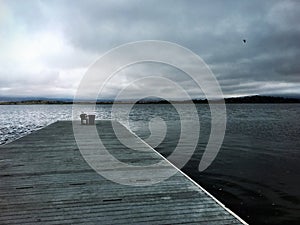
0;120;247;224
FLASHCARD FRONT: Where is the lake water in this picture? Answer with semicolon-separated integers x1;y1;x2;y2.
0;104;299;224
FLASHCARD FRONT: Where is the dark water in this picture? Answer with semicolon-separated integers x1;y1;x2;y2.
0;104;299;224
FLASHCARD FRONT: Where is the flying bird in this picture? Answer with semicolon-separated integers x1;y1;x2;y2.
243;39;246;43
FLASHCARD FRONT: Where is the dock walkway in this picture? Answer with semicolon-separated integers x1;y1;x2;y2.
0;120;247;224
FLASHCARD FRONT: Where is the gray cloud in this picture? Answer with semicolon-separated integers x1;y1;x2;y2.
0;0;299;98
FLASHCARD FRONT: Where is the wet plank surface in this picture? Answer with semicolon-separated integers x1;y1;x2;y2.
0;120;247;224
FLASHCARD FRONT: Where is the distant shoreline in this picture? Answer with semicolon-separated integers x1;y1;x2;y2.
0;96;299;105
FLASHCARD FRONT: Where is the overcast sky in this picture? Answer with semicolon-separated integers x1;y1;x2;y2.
0;0;299;99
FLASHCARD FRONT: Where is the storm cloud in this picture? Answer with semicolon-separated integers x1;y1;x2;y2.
0;0;299;98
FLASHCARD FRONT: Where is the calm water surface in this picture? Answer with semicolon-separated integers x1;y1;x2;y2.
0;104;299;224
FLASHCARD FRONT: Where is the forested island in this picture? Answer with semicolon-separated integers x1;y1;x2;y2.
0;95;299;105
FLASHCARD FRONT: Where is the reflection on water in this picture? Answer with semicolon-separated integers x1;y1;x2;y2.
0;103;299;224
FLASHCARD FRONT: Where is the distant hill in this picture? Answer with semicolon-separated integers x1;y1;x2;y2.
0;95;299;105
0;96;73;103
0;100;73;105
224;95;300;104
135;95;300;104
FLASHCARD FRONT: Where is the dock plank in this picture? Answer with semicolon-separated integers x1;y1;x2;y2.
0;120;247;224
